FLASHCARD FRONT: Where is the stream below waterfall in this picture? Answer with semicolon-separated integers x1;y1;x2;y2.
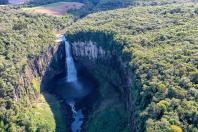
51;35;97;132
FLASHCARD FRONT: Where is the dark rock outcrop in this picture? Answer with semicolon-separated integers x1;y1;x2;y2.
71;40;133;110
41;42;65;91
71;40;135;130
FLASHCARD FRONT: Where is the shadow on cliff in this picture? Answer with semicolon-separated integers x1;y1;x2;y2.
40;39;100;132
66;31;143;131
40;42;69;132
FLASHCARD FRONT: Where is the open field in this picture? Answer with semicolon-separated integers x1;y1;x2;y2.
23;2;84;16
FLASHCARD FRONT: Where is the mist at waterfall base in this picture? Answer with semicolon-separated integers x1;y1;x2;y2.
50;35;98;132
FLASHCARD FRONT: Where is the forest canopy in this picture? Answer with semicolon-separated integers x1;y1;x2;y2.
66;1;198;131
0;0;198;131
0;6;73;131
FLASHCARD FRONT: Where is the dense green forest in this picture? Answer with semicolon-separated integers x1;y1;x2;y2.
0;0;198;132
66;1;198;131
0;6;73;131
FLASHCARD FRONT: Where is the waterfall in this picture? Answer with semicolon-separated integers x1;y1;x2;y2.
62;36;77;82
61;35;84;132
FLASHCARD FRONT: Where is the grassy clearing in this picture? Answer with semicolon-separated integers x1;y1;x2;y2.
27;94;56;131
27;93;68;131
43;92;68;131
32;77;40;93
23;2;84;16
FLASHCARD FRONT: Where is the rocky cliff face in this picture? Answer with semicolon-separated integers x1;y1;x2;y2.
71;41;133;109
16;39;135;130
16;39;133;110
71;40;135;130
41;42;65;90
15;42;65;101
71;41;111;66
72;41;106;59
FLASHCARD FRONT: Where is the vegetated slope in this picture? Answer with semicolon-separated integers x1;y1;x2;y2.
29;0;134;8
75;0;134;17
0;6;73;131
66;1;198;131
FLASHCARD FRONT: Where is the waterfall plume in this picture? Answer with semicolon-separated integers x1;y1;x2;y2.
62;35;77;82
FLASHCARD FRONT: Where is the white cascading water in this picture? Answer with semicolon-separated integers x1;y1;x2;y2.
61;35;84;132
63;36;77;82
68;101;84;132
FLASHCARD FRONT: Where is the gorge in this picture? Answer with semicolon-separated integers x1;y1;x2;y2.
0;1;197;131
39;33;132;131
